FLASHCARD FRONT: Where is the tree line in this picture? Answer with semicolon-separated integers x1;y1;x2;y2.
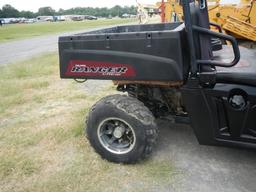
0;4;137;18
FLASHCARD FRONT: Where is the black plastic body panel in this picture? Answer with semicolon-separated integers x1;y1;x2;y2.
182;82;256;149
59;23;189;81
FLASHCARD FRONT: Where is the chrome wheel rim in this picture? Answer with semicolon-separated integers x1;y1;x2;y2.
97;118;136;154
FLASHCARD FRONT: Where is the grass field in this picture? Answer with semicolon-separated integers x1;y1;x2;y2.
0;18;135;42
0;53;180;192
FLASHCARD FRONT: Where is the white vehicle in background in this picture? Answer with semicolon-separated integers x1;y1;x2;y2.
56;16;66;21
19;17;26;23
0;18;35;24
121;13;130;18
2;18;15;24
36;16;54;22
24;18;37;23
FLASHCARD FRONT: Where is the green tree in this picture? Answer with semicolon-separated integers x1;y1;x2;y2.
0;4;138;19
57;5;137;18
58;8;65;15
1;4;19;18
38;6;55;16
19;11;35;18
110;5;122;17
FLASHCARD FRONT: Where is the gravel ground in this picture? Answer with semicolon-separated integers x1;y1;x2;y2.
154;120;256;192
0;24;136;65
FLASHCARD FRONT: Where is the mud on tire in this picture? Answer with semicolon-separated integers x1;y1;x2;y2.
86;94;158;164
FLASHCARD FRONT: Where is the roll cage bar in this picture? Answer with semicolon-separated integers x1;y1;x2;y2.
182;0;241;76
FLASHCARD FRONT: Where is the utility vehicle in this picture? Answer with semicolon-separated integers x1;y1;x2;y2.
59;0;256;163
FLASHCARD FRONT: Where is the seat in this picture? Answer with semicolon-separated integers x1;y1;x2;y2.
214;45;256;86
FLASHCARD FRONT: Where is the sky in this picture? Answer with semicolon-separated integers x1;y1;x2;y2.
0;0;239;12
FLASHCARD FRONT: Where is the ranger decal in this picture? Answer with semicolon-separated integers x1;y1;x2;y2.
65;60;136;77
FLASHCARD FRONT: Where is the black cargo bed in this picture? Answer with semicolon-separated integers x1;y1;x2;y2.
78;22;182;34
59;22;189;81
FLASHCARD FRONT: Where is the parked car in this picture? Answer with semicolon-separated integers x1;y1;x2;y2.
121;13;130;18
71;16;83;21
56;16;66;21
24;18;36;23
2;18;17;24
84;15;97;20
36;16;54;22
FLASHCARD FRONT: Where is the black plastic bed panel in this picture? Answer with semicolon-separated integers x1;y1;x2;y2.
59;22;189;81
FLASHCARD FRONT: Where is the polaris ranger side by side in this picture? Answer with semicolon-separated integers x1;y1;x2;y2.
58;0;256;163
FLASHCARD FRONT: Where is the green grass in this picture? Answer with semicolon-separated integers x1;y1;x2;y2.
0;18;135;42
0;53;181;192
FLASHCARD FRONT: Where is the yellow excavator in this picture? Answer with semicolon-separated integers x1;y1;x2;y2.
158;0;256;41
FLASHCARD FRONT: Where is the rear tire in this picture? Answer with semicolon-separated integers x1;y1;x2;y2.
86;94;158;164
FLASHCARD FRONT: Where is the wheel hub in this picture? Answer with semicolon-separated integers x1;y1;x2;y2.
113;126;125;138
97;118;136;154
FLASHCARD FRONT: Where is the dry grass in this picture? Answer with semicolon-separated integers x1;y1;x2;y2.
0;53;181;192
